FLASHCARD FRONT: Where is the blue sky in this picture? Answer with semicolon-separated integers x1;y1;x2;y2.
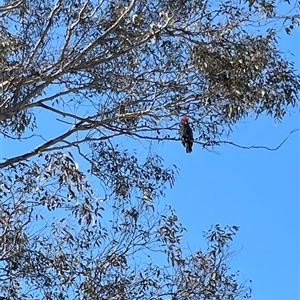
161;112;298;300
157;28;299;299
2;95;298;299
1;3;299;300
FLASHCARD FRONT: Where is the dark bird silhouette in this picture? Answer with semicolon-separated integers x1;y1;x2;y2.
119;101;126;116
179;116;193;153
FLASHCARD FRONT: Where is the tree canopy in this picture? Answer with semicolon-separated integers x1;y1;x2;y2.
0;0;299;299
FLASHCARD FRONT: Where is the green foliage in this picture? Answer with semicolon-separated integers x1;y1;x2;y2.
0;0;299;298
91;141;177;201
0;162;249;298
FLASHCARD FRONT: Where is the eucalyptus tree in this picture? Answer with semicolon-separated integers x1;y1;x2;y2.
0;0;298;298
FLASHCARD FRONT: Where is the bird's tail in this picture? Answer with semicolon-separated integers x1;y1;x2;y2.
185;143;192;153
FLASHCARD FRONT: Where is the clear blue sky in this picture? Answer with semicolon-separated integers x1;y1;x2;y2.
156;28;299;299
161;112;299;300
1;6;299;300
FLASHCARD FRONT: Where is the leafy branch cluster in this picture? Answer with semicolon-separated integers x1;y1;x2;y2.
0;0;298;165
0;0;298;298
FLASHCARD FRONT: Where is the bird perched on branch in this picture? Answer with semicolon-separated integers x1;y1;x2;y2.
118;100;139;128
119;101;126;116
118;100;130;125
179;116;193;153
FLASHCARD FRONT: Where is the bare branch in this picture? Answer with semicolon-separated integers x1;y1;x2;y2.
25;0;63;68
218;128;299;151
0;0;22;12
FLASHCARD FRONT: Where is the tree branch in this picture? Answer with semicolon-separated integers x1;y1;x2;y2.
218;128;299;151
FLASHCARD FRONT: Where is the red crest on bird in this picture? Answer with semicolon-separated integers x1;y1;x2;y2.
181;116;189;124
